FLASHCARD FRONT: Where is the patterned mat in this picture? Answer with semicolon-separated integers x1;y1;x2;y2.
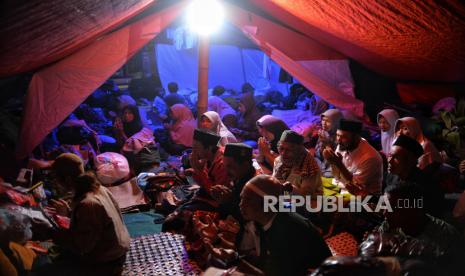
123;233;201;276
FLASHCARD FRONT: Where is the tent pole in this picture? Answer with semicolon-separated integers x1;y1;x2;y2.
197;35;209;125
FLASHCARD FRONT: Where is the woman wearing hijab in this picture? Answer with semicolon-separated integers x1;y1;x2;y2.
377;109;400;154
207;96;238;128
231;92;262;141
114;105;153;149
256;115;289;172
395;117;443;170
164;104;196;152
315;109;343;177
35;154;130;275
200;111;237;146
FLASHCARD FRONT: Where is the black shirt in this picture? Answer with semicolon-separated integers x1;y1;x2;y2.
218;167;256;243
258;212;331;276
384;168;444;217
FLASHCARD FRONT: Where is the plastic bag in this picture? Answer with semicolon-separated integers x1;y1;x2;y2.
121;127;154;155
94;152;130;186
359;231;444;259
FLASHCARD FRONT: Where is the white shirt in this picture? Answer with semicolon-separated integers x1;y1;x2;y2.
332;138;383;195
239;221;261;257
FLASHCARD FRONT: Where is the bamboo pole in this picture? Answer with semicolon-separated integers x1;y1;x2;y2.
197;35;209;126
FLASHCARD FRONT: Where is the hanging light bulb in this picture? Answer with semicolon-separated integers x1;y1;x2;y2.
186;0;224;36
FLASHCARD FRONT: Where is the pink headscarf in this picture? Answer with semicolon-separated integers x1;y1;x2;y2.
394;117;425;144
394;117;443;169
170;104;196;147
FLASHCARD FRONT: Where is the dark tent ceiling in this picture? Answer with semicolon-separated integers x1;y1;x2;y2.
0;0;464;81
250;0;465;82
0;0;156;77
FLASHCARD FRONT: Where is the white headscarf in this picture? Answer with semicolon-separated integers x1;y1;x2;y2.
321;109;343;134
377;109;399;154
202;111;237;146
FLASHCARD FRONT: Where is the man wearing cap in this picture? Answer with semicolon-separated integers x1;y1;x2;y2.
385;135;444;216
190;129;230;192
239;175;331;275
210;143;259;255
323;119;383;196
273;130;323;197
211;143;257;222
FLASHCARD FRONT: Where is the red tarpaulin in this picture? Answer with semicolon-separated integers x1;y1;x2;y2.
397;83;463;105
3;0;463;81
7;0;465;158
16;3;182;159
227;3;365;117
0;0;158;77
251;0;465;82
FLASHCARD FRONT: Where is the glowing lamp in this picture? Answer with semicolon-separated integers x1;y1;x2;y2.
186;0;224;36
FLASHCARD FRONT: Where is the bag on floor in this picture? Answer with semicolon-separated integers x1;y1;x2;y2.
94;152;130;186
107;178;149;212
122;128;155;155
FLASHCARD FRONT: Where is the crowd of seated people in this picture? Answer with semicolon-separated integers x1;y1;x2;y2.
3;78;465;276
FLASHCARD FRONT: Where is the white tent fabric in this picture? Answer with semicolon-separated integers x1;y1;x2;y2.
156;43;291;95
157;44;244;92
298;60;355;97
156;43;356;101
242;49;290;96
227;3;364;117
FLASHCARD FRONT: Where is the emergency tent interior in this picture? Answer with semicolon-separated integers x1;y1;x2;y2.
0;0;464;160
154;22;292;96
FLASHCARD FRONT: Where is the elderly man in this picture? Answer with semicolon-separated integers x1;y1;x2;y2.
323;119;383;196
239;175;331;276
385;135;444;217
273;130;322;197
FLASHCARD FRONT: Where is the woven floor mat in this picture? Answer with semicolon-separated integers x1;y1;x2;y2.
123;232;201;275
